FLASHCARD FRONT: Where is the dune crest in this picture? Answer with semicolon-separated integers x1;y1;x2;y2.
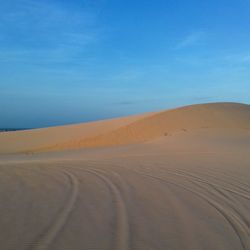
0;102;249;154
34;102;250;152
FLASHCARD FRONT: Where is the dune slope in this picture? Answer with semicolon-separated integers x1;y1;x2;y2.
0;102;249;154
0;102;250;250
0;112;152;154
34;102;250;152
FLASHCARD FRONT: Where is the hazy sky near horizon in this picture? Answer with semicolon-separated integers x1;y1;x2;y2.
1;0;250;127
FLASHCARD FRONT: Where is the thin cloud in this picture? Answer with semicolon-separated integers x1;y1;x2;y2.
0;0;100;67
114;101;137;106
224;53;250;64
175;31;206;49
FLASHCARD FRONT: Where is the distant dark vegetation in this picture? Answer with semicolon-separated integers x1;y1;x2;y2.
0;128;29;133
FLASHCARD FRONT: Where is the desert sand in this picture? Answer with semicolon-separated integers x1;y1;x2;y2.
0;102;250;250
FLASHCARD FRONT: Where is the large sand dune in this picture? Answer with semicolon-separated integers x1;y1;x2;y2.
1;102;249;154
0;102;250;250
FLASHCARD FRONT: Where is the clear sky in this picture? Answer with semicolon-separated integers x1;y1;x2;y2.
1;0;250;128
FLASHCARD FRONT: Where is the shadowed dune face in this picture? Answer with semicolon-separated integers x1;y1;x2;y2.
0;102;249;154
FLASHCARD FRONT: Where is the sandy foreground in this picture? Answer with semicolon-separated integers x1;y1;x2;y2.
0;102;250;250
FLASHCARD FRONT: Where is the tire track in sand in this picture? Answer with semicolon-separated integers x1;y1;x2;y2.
153;168;250;231
82;168;129;250
168;168;250;201
32;170;79;250
134;170;250;250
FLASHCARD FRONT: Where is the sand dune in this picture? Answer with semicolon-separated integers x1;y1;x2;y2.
0;102;250;250
54;102;250;151
0;102;249;154
0;112;153;154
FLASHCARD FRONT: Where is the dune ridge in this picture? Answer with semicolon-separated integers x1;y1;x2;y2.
0;102;249;154
0;112;153;154
33;102;250;153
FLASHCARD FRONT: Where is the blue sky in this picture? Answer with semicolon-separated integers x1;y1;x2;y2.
1;0;250;128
